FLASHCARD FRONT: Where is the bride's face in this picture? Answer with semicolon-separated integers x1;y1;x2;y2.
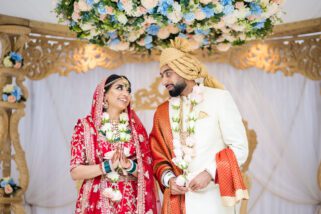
105;79;131;112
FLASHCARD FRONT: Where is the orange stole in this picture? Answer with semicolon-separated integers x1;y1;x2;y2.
215;148;249;206
150;101;185;214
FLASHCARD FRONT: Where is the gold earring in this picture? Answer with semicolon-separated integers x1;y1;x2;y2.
103;101;108;109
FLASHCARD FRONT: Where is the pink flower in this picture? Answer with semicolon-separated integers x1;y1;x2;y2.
99;14;107;21
14;62;22;69
157;27;170;39
72;11;81;21
141;0;159;10
167;25;179;34
4;184;13;194
106;6;114;15
73;2;80;12
8;95;16;103
271;0;284;4
188;39;201;50
213;20;225;29
195;9;206;20
235;2;244;9
247;15;257;21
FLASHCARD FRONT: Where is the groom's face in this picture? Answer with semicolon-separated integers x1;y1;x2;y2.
160;65;187;97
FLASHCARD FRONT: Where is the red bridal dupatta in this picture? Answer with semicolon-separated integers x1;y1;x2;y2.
71;78;157;214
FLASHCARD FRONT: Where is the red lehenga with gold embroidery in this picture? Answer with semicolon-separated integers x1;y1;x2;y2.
70;79;157;214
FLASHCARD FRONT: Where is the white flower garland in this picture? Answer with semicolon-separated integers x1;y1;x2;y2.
170;84;204;186
99;112;131;201
99;112;131;143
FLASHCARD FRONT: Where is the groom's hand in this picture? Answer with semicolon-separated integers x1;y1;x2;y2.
188;171;212;191
169;178;188;195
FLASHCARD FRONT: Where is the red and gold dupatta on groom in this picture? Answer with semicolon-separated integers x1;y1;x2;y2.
150;101;186;214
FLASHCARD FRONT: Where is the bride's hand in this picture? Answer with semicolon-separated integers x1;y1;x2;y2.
119;150;131;169
111;148;120;169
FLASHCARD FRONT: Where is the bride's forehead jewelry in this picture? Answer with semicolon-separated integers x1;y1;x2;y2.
105;77;129;88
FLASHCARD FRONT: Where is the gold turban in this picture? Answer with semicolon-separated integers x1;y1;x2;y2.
159;38;224;89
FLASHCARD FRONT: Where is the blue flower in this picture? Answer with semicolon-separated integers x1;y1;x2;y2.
148;8;155;14
2;94;8;102
86;0;94;6
250;3;262;15
220;0;232;6
254;19;266;29
110;15;117;23
203;39;210;45
70;21;77;27
195;29;210;35
157;1;170;16
108;31;118;39
12;86;22;101
145;43;153;49
184;13;195;22
109;38;120;46
10;52;23;62
144;35;153;44
8;179;15;186
178;33;187;38
201;6;215;18
97;3;107;15
223;5;234;15
147;24;160;36
117;1;124;11
178;23;186;31
0;180;7;188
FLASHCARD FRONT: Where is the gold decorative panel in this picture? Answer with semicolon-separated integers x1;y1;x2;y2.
17;34;321;81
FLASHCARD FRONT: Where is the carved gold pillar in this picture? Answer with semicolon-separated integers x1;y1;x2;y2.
0;25;30;214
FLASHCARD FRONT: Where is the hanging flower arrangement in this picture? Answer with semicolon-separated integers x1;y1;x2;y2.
1;84;26;103
55;0;283;52
0;177;21;196
2;51;24;69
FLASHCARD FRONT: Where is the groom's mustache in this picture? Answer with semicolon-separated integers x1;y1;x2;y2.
165;84;175;90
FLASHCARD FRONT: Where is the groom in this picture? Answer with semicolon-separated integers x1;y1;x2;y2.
150;38;249;214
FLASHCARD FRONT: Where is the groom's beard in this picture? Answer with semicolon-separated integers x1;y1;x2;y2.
168;81;187;97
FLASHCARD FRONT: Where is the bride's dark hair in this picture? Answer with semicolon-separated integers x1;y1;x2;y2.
104;74;131;93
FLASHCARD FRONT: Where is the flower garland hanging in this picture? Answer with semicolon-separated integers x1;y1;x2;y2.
55;0;284;52
170;84;204;186
99;112;131;143
99;112;131;201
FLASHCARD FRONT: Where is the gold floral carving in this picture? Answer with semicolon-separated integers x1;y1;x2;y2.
21;35;159;80
17;34;321;81
0;26;29;214
204;36;321;80
132;77;168;110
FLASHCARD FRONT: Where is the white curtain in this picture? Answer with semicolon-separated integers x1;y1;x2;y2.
1;62;320;213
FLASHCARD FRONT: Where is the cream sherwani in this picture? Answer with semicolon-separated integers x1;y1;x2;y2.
169;86;249;214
